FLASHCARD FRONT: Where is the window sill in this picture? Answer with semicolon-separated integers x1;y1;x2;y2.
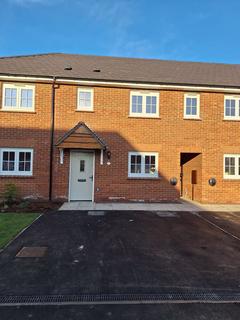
128;115;160;119
75;109;94;113
223;177;240;181
0;175;34;179
183;117;202;121
0;109;36;114
223;118;240;122
127;176;161;180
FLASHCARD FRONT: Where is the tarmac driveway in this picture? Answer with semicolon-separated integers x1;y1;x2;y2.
0;210;240;296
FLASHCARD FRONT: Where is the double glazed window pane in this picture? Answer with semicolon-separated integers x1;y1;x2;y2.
145;155;156;174
18;152;31;171
130;155;141;173
225;99;236;117
21;89;33;108
4;88;17;107
225;157;235;175
2;152;15;171
79;91;92;108
132;95;143;113
146;96;157;114
186;97;197;115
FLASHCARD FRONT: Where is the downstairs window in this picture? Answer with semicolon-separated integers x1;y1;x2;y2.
0;148;33;176
128;152;158;178
224;154;240;179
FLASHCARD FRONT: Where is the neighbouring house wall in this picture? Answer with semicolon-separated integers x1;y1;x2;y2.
182;154;202;202
0;80;240;203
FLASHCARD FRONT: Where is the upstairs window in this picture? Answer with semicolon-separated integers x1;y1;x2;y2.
224;154;240;179
130;91;159;117
2;84;35;111
0;148;33;176
128;152;158;178
77;88;94;111
184;93;200;119
224;96;240;120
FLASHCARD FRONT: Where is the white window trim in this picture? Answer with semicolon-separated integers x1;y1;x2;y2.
223;154;240;180
0;148;33;176
77;88;94;111
224;95;240;120
2;83;35;112
184;93;200;119
128;152;159;178
129;91;159;118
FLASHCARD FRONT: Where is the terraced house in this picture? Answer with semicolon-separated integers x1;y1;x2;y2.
0;53;239;204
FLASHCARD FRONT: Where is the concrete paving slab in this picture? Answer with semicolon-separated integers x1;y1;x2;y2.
59;200;240;212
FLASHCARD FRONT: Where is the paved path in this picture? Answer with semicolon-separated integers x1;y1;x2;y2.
59;200;240;212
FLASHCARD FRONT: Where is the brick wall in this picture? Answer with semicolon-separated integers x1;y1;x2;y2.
0;80;240;203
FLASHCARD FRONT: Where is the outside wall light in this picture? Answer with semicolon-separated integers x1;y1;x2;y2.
106;150;111;165
170;177;178;186
208;177;216;186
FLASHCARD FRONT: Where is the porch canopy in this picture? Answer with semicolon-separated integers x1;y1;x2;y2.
56;122;107;150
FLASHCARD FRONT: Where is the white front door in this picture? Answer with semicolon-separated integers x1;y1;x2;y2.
69;151;94;201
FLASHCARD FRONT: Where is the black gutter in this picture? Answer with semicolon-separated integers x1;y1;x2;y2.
49;76;56;201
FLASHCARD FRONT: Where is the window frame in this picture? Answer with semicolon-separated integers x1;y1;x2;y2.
0;148;33;176
2;83;35;112
184;93;200;119
128;152;159;178
223;154;240;180
129;91;160;118
224;95;240;120
77;87;94;111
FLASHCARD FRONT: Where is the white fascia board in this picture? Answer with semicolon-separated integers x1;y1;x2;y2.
1;74;240;93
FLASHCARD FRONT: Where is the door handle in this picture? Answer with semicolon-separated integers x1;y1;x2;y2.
89;176;93;181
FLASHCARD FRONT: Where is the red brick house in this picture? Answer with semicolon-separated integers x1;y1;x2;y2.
0;53;239;204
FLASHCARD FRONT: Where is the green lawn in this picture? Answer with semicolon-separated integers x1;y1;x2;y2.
0;213;39;249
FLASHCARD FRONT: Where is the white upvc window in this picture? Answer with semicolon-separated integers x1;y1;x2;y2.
224;96;240;120
128;152;158;178
184;93;200;119
0;148;33;176
77;88;94;111
224;154;240;179
130;91;159;118
2;83;35;111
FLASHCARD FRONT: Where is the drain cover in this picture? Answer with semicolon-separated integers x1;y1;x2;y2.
88;211;105;216
16;247;48;258
156;211;178;217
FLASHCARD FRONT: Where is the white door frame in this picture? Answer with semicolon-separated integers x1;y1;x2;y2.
68;150;95;202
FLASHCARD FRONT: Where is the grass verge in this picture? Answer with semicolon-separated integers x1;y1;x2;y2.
0;213;39;249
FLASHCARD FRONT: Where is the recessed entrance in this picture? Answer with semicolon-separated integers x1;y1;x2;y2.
180;153;202;202
69;151;94;201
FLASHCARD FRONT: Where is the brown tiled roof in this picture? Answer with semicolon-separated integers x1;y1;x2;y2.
0;53;240;88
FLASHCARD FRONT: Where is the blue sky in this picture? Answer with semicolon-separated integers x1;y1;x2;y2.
0;0;240;63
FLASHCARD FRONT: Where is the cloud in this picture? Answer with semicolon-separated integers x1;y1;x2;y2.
77;0;154;57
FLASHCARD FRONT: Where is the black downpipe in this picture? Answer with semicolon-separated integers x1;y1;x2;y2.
49;77;56;201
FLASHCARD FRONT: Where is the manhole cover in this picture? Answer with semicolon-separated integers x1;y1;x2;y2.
156;211;178;217
16;247;48;258
88;211;105;216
